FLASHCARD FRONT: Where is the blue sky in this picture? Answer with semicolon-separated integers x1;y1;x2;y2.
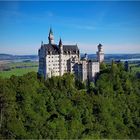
0;1;140;55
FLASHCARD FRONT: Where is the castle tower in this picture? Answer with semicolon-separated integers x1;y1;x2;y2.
96;43;104;63
59;38;63;52
41;41;43;46
48;28;54;44
59;38;64;76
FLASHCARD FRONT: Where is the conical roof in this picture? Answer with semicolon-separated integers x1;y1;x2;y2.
49;27;53;34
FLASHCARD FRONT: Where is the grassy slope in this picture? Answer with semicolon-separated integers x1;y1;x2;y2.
0;67;38;78
0;61;38;78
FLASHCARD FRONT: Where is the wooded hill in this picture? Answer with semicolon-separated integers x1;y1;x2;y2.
0;62;140;139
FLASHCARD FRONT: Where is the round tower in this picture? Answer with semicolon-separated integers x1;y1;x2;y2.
96;43;104;63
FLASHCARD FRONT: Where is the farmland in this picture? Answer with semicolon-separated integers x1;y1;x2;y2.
0;61;38;78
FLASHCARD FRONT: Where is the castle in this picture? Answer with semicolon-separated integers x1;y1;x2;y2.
38;28;104;82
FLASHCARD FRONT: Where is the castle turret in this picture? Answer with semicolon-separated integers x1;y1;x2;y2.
48;28;54;44
96;43;104;63
41;41;43;46
59;38;63;53
59;38;64;76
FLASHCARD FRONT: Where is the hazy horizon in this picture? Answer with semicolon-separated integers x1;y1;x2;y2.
0;1;140;55
1;53;140;56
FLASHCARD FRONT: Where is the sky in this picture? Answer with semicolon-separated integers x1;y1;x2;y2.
0;1;140;55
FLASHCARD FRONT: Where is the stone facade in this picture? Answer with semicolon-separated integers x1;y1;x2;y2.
73;54;100;82
38;28;104;82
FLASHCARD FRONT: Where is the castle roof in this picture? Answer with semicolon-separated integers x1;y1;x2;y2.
63;45;79;52
43;44;79;55
49;28;53;34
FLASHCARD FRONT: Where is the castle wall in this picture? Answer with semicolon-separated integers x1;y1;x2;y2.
82;60;87;81
74;63;82;81
46;54;60;77
43;53;79;78
88;62;99;82
38;47;47;79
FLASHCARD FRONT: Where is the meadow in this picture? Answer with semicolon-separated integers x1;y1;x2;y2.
0;61;38;78
129;62;140;73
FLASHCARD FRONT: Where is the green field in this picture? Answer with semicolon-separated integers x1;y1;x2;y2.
9;61;38;68
0;61;38;78
0;67;38;78
131;66;140;73
129;63;140;73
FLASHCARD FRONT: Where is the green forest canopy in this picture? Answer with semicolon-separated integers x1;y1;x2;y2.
0;62;140;139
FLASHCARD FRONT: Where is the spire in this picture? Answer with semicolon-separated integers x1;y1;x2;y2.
59;38;62;46
49;27;53;35
41;41;43;46
48;27;54;44
59;38;63;54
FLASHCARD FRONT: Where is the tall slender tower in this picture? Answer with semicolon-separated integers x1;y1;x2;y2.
97;43;104;63
48;28;54;44
59;38;64;76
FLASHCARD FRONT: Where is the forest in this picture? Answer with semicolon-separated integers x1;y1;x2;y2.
0;61;140;139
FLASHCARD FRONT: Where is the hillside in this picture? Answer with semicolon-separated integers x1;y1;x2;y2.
0;54;38;61
0;62;140;139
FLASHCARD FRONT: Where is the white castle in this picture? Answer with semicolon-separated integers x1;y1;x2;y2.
38;28;104;82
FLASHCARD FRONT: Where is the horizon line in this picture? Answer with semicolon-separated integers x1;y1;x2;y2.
1;53;140;56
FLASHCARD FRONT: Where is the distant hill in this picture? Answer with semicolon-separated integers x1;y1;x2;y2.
1;53;140;62
86;53;140;61
0;54;38;61
0;54;14;60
